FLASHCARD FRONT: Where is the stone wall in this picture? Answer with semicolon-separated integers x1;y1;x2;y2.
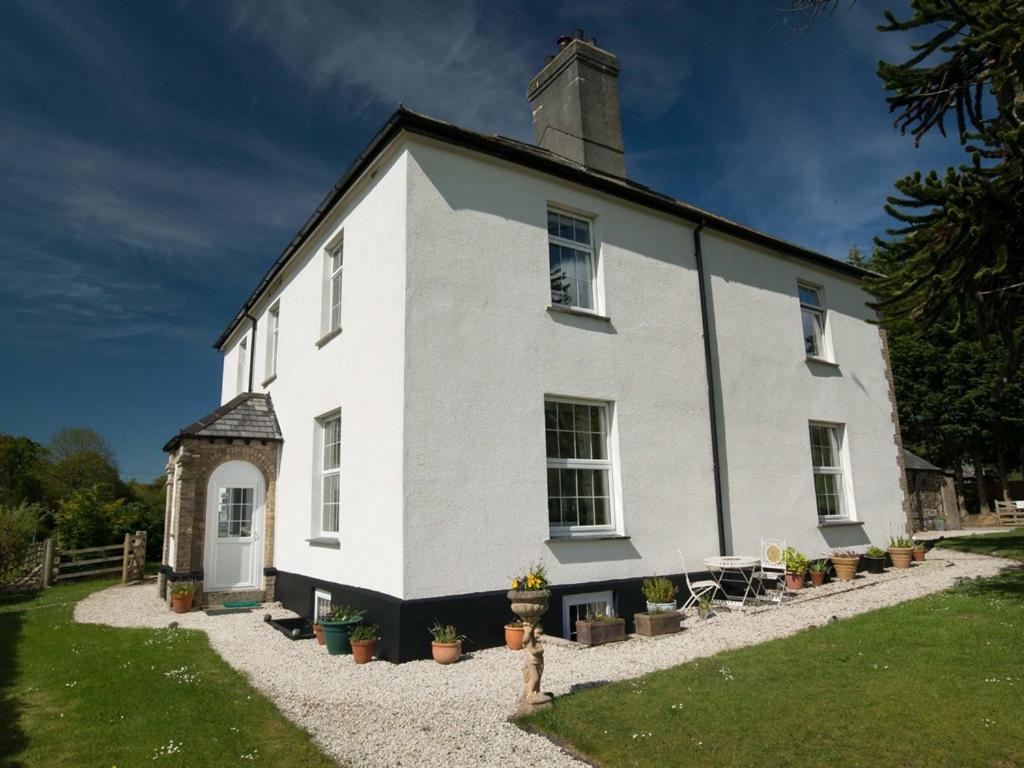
879;325;913;533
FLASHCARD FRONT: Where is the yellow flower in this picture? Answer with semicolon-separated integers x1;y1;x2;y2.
511;578;519;589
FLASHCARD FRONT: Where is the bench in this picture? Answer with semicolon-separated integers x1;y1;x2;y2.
995;500;1024;527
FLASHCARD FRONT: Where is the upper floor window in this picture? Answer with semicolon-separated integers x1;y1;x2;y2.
798;283;828;359
265;304;279;380
809;422;848;520
318;412;341;535
548;209;596;311
236;336;248;395
329;242;343;333
545;398;614;535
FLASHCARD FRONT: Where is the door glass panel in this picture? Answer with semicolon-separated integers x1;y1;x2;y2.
217;486;254;538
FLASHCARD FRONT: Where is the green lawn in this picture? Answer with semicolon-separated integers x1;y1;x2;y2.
934;526;1024;561
0;579;338;767
522;535;1024;768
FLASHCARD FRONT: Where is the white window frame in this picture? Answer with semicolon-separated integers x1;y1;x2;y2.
313;589;332;622
316;411;341;536
236;336;248;395
562;591;614;640
265;303;279;380
328;241;343;333
548;207;600;313
545;396;617;537
798;281;831;361
809;421;852;521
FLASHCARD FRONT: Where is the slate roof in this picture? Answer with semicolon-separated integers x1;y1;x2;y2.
902;448;942;473
163;393;283;452
214;107;879;350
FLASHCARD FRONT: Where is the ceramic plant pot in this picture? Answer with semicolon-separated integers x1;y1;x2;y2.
351;639;376;664
831;555;859;581
785;572;806;591
504;625;524;650
912;548;926;562
320;619;361;655
431;640;462;664
809;570;827;587
888;547;914;569
645;601;677;614
313;623;325;645
171;594;193;614
863;556;886;574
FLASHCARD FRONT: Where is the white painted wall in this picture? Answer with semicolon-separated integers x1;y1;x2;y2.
401;137;719;599
218;142;409;598
702;230;906;557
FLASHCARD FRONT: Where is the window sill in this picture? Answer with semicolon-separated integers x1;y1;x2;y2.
260;374;277;388
817;519;863;528
545;534;631;543
547;305;611;323
805;356;839;368
306;537;340;548
315;327;342;349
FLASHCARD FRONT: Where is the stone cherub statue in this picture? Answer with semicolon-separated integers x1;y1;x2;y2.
518;621;553;714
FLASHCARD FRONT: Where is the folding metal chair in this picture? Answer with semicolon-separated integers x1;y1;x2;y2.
753;538;786;605
677;550;717;612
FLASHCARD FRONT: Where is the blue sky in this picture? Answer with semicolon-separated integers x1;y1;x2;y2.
0;0;963;480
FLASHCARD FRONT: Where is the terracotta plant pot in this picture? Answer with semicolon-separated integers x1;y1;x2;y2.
831;555;859;581
785;571;806;591
431;640;462;664
504;624;524;650
809;570;827;587
170;594;193;614
888;547;914;569
912;548;926;562
634;611;682;637
576;618;626;646
313;623;325;646
350;639;376;664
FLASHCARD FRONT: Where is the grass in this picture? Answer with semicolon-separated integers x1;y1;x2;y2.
934;526;1024;561
522;534;1024;768
0;579;338;767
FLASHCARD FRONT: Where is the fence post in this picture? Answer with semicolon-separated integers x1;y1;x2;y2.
42;538;55;588
121;532;131;584
137;531;147;581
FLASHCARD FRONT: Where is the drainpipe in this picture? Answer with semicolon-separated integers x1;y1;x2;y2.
245;313;257;393
693;221;727;556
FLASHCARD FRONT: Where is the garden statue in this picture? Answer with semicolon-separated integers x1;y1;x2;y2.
508;563;553;715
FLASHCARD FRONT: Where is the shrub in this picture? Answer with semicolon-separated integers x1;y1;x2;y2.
349;624;379;642
0;502;42;584
642;576;679;604
783;546;809;574
866;546;886;558
321;604;364;623
428;621;466;644
170;581;194;597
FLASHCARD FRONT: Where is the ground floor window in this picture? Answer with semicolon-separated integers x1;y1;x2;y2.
545;398;615;535
562;590;614;640
313;589;332;621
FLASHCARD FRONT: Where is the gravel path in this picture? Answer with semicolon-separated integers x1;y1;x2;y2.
75;550;1015;767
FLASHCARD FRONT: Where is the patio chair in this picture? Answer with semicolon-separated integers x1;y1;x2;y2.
677;550;717;612
753;538;786;604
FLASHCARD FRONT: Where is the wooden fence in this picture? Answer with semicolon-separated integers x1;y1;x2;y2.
0;531;149;591
0;540;47;591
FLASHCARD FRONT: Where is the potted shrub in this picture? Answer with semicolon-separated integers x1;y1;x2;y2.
320;604;365;656
349;624;378;664
429;621;466;664
830;550;860;581
783;547;809;591
575;612;626;646
635;610;682;636
170;581;194;613
912;541;926;562
809;559;829;587
863;546;887;574
888;535;914;569
504;618;524;650
697;595;714;620
641;576;679;613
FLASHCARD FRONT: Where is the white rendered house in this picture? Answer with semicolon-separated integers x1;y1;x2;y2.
161;33;909;661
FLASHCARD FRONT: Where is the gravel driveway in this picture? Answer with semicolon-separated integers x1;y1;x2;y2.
75;550;1014;767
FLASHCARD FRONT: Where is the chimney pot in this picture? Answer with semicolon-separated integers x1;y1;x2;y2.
556;35;571;50
587;37;597;46
572;28;584;40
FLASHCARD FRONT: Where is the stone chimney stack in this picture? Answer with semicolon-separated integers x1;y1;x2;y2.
527;30;626;177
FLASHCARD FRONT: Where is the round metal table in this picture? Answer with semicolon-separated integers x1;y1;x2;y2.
703;555;762;605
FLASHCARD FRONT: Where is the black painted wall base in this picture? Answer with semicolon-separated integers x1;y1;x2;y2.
274;569;730;663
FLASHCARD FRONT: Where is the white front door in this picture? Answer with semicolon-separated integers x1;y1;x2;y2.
205;461;265;591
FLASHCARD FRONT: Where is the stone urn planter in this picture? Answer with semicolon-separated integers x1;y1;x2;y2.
831;554;859;581
576;617;626;646
504;623;524;650
508;590;551;623
888;547;914;569
634;611;681;637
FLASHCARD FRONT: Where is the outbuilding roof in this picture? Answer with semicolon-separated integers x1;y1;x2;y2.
163;393;283;452
214;107;879;350
902;448;942;473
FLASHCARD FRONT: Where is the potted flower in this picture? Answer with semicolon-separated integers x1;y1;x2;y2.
830;550;860;581
575;611;626;646
697;595;714;620
863;546;887;574
808;559;829;587
783;547;809;591
428;621;466;664
888;535;914;569
507;562;552;636
319;604;365;656
912;541;926;562
641;576;679;613
349;624;378;664
170;581;194;613
504;618;524;650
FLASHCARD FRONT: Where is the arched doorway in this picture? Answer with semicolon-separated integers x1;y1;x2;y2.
204;460;266;592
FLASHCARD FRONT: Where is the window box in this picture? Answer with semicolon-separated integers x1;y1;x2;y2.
634;611;682;637
575;617;626;646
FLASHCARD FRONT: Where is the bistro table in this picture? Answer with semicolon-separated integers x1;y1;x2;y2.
702;555;762;605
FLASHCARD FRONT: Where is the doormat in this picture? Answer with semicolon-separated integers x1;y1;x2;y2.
265;616;316;640
223;600;261;608
204;607;254;616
